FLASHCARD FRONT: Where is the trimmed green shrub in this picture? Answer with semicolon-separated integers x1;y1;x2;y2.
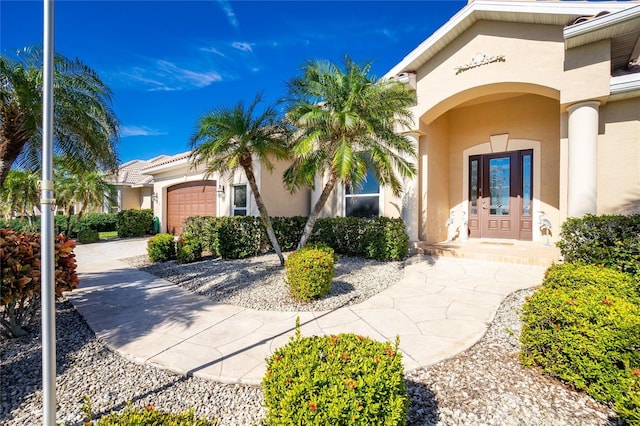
83;400;215;425
182;216;219;255
285;245;335;302
76;227;99;244
263;325;409;425
271;216;307;252
181;215;409;261
362;216;410;261
83;212;118;232
540;262;639;299
117;209;154;238
176;233;203;264
520;263;640;423
0;229;79;337
147;233;175;263
557;213;640;276
217;216;265;259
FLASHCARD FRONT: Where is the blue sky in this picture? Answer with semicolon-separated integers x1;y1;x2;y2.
1;0;466;165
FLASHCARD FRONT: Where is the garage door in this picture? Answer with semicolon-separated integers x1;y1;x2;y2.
166;180;217;235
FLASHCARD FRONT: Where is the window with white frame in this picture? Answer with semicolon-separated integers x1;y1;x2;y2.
232;184;248;216
345;169;380;218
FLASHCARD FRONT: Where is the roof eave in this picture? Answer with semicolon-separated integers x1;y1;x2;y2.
385;0;636;78
610;72;640;97
564;4;640;49
141;157;191;175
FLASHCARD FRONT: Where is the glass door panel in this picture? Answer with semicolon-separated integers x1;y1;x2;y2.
488;157;510;216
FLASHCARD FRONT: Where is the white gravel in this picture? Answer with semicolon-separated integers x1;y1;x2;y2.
125;253;405;311
0;254;623;425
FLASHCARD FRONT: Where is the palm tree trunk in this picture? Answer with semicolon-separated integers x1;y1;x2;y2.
241;159;285;266
297;171;339;250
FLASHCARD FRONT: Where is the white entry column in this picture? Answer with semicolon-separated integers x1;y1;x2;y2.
567;101;599;217
402;132;420;241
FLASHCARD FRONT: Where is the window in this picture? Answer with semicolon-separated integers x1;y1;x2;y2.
345;169;380;218
232;185;247;216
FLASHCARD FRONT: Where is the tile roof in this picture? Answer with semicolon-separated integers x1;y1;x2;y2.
141;151;192;171
110;158;158;186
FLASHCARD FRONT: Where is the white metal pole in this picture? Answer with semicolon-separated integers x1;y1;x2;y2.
41;0;57;424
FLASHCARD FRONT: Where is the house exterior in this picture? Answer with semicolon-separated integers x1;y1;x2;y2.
107;157;158;213
123;0;640;245
140;152;310;235
372;0;640;245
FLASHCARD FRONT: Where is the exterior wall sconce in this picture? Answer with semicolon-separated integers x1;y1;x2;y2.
151;192;158;202
216;185;225;196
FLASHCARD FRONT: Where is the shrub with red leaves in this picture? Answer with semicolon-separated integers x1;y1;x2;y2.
1;229;79;337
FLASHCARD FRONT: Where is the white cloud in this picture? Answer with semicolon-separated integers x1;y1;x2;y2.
120;59;223;92
156;60;222;88
216;0;239;29
232;42;253;53
120;125;167;138
201;46;226;57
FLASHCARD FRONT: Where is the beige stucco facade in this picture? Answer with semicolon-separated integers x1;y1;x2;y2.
382;0;640;245
141;154;310;233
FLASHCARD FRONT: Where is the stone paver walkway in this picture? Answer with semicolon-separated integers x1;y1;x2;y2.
70;238;545;385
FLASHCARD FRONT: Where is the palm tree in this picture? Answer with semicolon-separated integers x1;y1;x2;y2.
0;47;119;187
54;159;117;236
283;55;417;249
190;93;290;266
0;168;39;221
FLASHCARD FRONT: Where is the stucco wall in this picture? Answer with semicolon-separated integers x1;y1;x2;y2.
422;115;451;243
260;159;310;217
121;187;141;211
412;20;610;125
598;98;640;214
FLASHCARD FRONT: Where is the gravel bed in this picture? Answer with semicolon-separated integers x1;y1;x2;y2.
124;253;405;311
1;256;622;425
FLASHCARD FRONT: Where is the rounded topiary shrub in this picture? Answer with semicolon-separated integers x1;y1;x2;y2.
520;263;640;422
147;233;175;263
285;245;335;302
263;326;409;425
176;233;203;264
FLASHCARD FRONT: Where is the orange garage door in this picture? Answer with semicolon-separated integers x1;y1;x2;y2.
166;181;217;235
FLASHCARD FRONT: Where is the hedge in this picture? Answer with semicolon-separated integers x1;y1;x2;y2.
117;209;153;238
557;213;640;277
182;215;409;261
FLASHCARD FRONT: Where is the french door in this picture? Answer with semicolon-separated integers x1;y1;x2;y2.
468;150;533;240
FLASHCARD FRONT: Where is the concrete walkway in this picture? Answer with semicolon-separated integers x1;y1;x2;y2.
70;238;546;385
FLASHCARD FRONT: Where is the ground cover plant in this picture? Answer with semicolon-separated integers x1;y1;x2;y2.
83;400;216;425
263;322;408;425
